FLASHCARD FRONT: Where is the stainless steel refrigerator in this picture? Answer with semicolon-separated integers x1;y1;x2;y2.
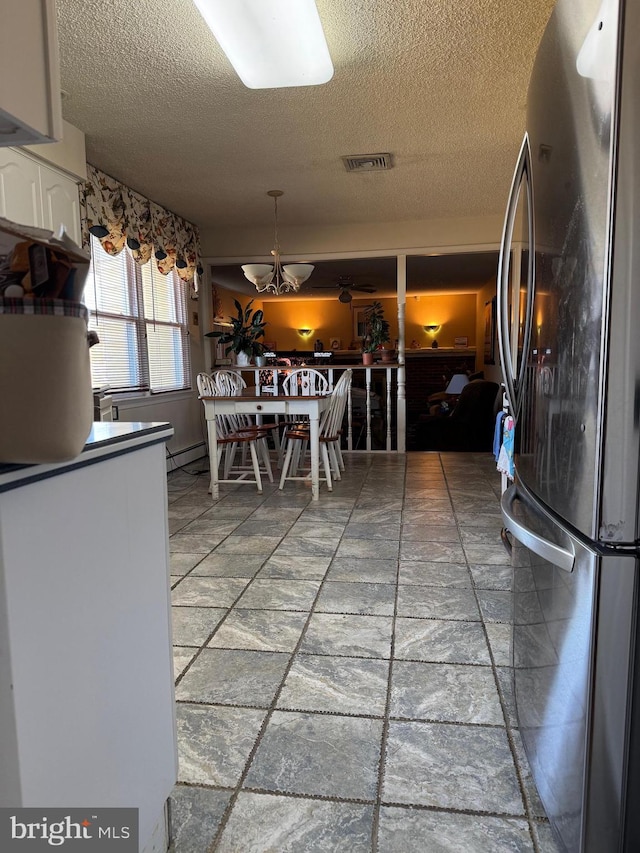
496;0;640;850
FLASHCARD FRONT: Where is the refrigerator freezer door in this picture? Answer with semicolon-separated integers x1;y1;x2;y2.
504;479;637;852
505;481;597;852
514;0;619;540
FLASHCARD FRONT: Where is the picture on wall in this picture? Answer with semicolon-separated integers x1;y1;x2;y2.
211;284;224;321
330;338;342;350
354;306;373;340
484;297;496;364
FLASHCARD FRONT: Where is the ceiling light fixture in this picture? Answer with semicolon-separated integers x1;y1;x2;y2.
242;191;314;296
191;0;334;89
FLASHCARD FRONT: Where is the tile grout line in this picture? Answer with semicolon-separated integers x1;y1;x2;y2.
205;454;376;851
172;777;534;821
370;453;406;852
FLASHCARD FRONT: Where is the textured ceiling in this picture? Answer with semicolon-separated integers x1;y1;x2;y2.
56;0;555;240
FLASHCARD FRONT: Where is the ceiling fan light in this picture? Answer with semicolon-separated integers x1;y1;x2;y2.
282;263;314;285
339;289;352;303
191;0;334;89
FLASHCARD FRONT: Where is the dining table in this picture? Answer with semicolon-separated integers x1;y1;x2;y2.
199;389;331;500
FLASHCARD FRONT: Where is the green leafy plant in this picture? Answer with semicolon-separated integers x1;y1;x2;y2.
361;301;391;353
205;298;266;357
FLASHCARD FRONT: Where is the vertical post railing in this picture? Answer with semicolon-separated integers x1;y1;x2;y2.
365;367;372;450
231;363;399;451
347;380;353;450
386;366;392;451
397;254;407;452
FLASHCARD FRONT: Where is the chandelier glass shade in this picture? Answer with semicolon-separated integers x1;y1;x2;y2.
241;191;314;296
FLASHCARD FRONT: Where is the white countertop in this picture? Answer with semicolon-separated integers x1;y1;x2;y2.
0;421;174;492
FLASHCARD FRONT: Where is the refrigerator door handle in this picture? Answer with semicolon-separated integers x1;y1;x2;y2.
501;484;575;572
496;133;535;418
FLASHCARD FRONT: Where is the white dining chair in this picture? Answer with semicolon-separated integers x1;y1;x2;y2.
211;369;245;396
281;367;330;397
279;369;352;492
197;372;271;491
211;368;281;457
278;367;330;464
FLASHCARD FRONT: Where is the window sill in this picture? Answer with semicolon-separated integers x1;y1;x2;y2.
113;389;195;408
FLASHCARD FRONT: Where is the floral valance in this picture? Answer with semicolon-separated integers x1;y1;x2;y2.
81;164;202;283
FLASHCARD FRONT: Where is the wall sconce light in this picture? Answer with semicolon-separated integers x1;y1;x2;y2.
297;328;313;337
423;324;441;349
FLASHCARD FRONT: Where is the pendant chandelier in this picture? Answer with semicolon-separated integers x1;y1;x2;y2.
241;190;314;296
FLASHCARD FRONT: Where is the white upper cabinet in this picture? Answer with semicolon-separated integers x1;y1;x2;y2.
0;150;42;227
0;0;63;146
39;161;82;246
0;148;81;246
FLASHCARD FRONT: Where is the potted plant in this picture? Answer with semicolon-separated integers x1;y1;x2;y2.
205;298;267;366
361;301;391;364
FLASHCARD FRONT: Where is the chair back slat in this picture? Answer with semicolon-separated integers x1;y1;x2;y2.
282;368;329;397
197;372;216;397
321;370;352;438
212;369;246;396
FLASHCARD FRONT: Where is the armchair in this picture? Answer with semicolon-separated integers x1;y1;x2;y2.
415;379;501;452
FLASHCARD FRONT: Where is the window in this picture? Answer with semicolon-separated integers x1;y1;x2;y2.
85;236;191;393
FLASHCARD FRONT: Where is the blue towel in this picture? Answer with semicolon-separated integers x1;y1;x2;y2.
493;411;505;461
497;416;515;480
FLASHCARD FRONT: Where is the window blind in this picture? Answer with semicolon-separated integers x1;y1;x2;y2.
85;236;191;394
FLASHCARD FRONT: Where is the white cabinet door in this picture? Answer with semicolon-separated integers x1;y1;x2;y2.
39;162;81;245
0;148;42;228
0;0;63;145
0;149;81;245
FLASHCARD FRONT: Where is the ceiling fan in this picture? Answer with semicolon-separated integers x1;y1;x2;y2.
312;275;376;303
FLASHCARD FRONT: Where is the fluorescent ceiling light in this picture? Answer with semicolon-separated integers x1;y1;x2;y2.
192;0;334;89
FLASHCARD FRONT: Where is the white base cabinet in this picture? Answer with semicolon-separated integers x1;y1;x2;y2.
0;424;177;853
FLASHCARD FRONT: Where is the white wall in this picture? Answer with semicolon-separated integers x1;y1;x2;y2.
116;390;205;469
115;320;206;468
22;119;87;179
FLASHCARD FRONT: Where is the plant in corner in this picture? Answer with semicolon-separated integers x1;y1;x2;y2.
205;298;266;366
361;301;391;364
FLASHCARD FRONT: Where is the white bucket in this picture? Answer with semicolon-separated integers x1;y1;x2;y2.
0;299;93;464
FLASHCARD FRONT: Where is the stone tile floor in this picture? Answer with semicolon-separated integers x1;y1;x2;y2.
166;452;563;852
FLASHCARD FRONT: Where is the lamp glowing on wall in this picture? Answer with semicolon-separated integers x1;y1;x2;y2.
423;323;441;349
297;328;313;338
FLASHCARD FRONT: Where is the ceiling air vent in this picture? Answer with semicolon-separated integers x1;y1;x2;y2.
341;153;393;172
